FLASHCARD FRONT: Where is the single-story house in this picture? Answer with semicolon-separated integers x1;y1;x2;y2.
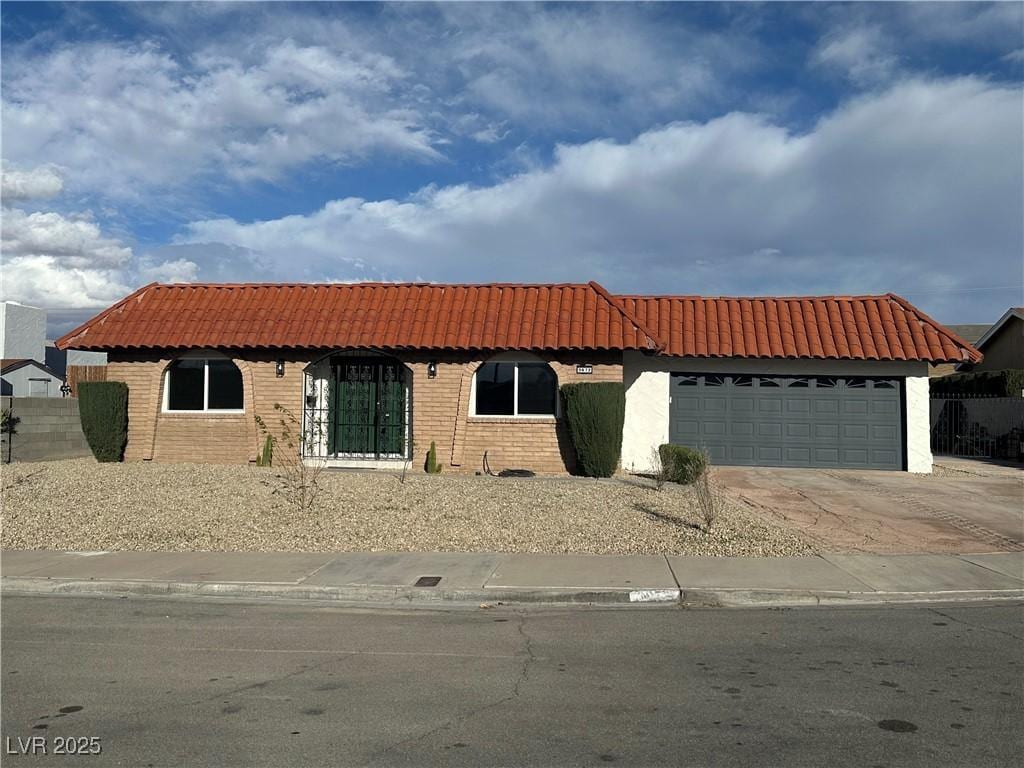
56;281;981;474
956;308;1023;373
0;358;65;398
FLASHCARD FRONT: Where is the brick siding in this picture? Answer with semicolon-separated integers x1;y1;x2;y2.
106;349;623;473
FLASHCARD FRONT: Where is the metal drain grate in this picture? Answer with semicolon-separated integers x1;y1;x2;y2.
414;576;442;587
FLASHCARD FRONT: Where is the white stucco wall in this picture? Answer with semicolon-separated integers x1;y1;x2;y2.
904;375;932;473
0;302;47;363
621;351;932;474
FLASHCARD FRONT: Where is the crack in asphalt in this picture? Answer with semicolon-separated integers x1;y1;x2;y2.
928;607;1024;642
368;610;538;763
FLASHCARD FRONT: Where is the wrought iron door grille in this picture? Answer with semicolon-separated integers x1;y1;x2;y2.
302;356;410;460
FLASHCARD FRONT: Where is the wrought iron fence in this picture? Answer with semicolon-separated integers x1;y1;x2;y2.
930;394;1024;460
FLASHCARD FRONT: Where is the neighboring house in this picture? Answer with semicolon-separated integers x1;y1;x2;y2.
0;302;47;364
0;359;65;397
960;308;1023;373
928;324;989;378
56;282;980;474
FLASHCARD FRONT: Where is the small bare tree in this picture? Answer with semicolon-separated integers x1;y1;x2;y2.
254;403;327;514
649;446;668;491
693;450;722;532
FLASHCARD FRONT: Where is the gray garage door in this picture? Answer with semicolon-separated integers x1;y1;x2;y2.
669;373;903;470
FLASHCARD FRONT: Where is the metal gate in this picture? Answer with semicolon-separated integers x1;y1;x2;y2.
930;395;1024;460
324;358;408;459
669;373;904;470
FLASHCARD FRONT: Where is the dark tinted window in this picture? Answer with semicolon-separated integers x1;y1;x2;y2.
518;363;557;415
167;359;205;410
475;362;515;415
208;360;244;409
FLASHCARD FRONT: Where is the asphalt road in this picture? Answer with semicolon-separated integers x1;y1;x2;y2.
2;595;1022;767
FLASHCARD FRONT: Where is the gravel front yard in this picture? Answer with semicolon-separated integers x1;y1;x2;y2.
1;459;812;556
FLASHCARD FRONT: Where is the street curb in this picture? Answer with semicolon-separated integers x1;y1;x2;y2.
3;577;1022;608
679;588;1024;608
0;577;660;606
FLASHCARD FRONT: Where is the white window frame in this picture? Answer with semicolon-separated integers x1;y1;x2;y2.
469;358;559;419
162;355;244;414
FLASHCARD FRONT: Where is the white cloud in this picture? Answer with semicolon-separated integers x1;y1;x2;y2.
137;257;199;284
1;165;64;204
1;40;438;199
0;207;134;307
2;208;132;269
179;77;1023;320
812;25;898;86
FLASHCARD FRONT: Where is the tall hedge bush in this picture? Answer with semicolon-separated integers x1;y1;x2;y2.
78;381;128;462
931;369;1024;397
560;382;625;478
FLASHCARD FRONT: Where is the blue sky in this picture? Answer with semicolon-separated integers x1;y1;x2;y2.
2;2;1022;336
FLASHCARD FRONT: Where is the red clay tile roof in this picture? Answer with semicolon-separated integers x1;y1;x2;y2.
616;294;982;363
55;282;663;353
55;282;981;363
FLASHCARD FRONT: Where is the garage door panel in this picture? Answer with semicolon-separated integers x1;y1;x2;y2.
672;419;700;437
843;424;869;439
843;400;869;415
669;373;902;470
843;449;870;464
785;447;812;463
786;423;811;438
814;423;839;439
871;450;899;465
814;448;840;464
873;401;899;416
872;425;898;440
730;445;755;461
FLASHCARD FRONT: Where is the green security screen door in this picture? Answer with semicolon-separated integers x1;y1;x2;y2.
326;358;407;458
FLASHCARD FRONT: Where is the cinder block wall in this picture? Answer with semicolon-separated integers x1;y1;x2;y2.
106;349;624;474
0;396;92;462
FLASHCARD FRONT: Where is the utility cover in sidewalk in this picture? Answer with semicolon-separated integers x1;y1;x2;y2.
414;576;442;587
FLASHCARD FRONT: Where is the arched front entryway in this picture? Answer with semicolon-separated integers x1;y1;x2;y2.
303;351;412;463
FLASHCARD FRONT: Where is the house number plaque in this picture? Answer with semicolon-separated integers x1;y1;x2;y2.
576;364;594;375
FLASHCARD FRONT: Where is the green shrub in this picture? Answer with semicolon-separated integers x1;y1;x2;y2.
425;440;442;474
78;381;128;462
658;444;706;485
560;382;625;478
931;369;1024;397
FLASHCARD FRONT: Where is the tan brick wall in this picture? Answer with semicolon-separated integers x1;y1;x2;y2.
108;349;623;473
108;351;304;464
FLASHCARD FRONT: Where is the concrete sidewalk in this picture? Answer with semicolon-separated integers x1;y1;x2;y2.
2;549;1022;607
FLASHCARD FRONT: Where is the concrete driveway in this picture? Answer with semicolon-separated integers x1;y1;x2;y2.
716;460;1023;554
